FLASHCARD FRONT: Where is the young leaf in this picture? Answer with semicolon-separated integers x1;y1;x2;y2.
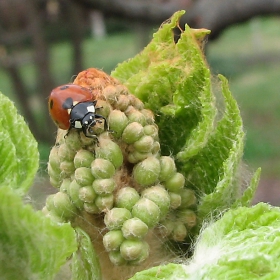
190;75;246;219
71;228;101;280
129;263;188;280
0;92;39;194
112;11;215;159
0;186;77;280
113;12;258;220
130;203;280;280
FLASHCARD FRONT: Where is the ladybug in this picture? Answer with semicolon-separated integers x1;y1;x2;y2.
49;84;107;138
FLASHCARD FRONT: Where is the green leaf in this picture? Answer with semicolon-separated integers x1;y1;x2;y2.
113;12;258;220
189;75;246;219
129;263;188;280
185;203;280;279
0;186;77;280
71;228;101;280
0;92;39;194
233;167;261;207
131;203;280;280
112;11;215;159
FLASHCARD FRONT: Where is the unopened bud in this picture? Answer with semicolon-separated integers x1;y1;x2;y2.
104;208;132;230
122;122;144;144
108;110;129;138
133;157;160;186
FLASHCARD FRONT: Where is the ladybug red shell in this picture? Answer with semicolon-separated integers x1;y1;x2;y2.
49;84;107;137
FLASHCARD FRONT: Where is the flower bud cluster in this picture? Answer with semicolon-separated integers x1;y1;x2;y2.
45;71;198;265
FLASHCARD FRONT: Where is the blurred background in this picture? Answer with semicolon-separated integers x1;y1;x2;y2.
0;0;279;205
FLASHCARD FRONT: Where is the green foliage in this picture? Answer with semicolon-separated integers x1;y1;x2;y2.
0;92;39;194
0;93;78;279
129;203;280;280
72;228;101;280
0;186;77;280
112;11;259;221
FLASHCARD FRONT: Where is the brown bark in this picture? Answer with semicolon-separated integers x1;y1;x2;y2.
73;0;280;38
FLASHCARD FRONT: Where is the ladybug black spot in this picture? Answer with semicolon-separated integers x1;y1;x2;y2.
62;97;74;110
60;85;69;90
49;99;54;109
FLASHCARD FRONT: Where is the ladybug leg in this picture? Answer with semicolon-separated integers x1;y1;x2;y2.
83;126;99;143
64;127;72;139
95;114;109;131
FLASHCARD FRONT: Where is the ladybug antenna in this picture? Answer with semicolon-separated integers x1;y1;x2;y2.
62;97;74;109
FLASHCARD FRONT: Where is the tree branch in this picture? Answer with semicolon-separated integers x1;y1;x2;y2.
73;0;280;38
185;0;280;38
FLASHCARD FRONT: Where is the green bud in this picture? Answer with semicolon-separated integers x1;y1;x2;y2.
83;202;99;214
142;185;170;218
103;230;125;252
178;189;197;209
74;149;95;169
91;158;115;179
122;122;144;144
115;94;130;111
78;186;96;203
92;178;116;195
122;218;148;239
60;178;71;193
108;251;127;266
127;151;151;164
143;124;158;139
60;161;75;175
46;194;55;211
49;176;61;188
64;130;82;151
95;194;114;212
75;167;94;186
115;85;129;96
133;157;160;187
172;222;187;242
132;198;160;228
120;239;146;261
141;109;155;125
103;85;119;105
177;209;197;229
48;164;60;182
127;95;144;110
68;180;83;209
52;192;77;220
133;136;154;153
104;208;132;230
151;141;160;154
164;172;185;192
115;187;140;211
128;241;149;265
159;156;177;182
57;143;76;162
48;147;60;171
126;107;146;126
108;110;129;138
95;100;111;118
169;192;182;209
159;220;175;238
95;137;123;169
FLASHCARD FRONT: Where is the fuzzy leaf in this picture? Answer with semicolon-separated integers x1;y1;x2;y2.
188;75;246;219
71;228;101;280
0;186;77;280
129;263;188;280
112;11;215;159
130;203;280;280
0;92;39;194
112;12;258;220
